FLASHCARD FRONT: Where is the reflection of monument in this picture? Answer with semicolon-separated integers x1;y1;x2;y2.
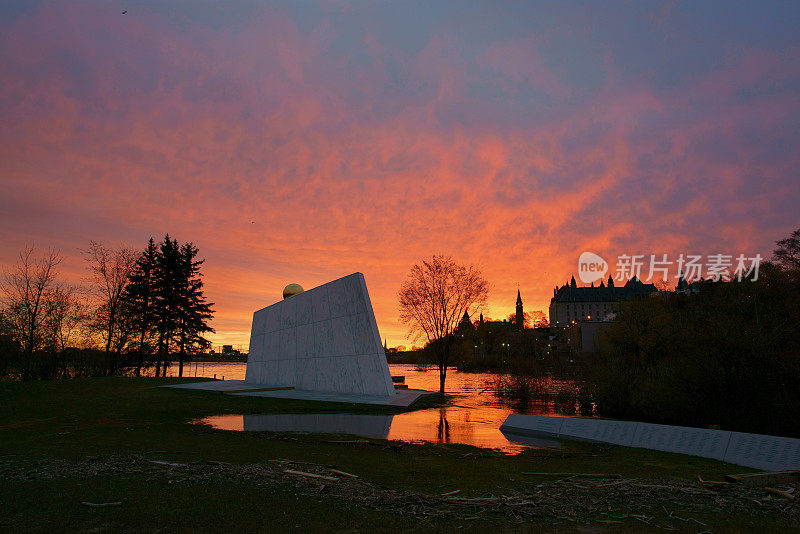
245;273;396;397
243;413;393;438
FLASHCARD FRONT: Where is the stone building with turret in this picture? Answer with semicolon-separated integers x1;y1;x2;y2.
548;275;657;327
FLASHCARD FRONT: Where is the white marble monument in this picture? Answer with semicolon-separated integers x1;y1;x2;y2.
500;414;565;437
560;417;638;447
244;273;396;397
632;422;731;461
723;431;800;471
500;414;800;470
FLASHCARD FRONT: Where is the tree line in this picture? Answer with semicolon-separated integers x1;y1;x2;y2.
0;235;214;380
588;228;800;438
395;228;800;437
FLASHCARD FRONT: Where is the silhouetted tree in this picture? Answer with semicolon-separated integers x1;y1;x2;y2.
146;235;214;378
399;255;488;393
0;246;64;379
529;310;549;328
83;241;136;376
45;285;88;377
175;242;214;377
592;263;800;436
774;227;800;271
125;238;158;376
507;311;532;328
153;235;181;377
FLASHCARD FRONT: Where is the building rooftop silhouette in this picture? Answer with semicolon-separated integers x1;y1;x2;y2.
549;275;657;326
551;275;657;303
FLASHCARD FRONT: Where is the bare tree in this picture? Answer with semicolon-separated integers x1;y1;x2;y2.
44;286;89;377
83;241;136;375
399;255;488;393
0;246;63;379
45;286;87;351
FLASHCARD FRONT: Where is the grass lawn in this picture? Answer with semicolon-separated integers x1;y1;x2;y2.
0;377;796;532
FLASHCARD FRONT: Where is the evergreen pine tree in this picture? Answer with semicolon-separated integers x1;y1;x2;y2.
153;235;180;377
175;242;214;377
124;238;158;376
126;235;215;378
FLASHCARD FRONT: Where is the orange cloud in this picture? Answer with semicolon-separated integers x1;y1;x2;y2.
1;2;798;348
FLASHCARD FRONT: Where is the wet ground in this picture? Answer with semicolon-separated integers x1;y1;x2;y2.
192;363;575;452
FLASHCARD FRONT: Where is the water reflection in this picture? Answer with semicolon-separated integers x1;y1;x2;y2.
498;430;562;449
165;363;587;416
244;413;391;437
198;406;561;454
437;408;449;442
185;363;586;453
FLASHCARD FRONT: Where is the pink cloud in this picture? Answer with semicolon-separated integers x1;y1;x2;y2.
0;2;798;348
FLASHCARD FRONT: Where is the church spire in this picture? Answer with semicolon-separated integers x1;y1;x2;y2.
677;271;688;290
515;289;524;329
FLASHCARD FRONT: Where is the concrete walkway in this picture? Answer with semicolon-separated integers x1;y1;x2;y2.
163;380;434;407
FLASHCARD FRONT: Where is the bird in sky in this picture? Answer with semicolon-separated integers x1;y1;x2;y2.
122;10;127;15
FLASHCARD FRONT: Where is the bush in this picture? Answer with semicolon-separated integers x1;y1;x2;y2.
0;346;141;380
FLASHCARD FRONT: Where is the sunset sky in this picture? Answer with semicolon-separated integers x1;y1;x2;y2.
1;1;799;350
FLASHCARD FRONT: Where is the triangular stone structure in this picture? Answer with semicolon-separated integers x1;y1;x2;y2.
245;273;395;397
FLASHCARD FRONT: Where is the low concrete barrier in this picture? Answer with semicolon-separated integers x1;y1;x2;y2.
500;415;800;471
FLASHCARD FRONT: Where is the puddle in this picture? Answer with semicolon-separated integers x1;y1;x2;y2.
195;407;561;454
186;363;583;453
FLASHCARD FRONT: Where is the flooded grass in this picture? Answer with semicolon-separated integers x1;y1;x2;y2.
1;377;794;532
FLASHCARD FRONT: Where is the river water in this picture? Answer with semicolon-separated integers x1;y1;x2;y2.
174;362;578;453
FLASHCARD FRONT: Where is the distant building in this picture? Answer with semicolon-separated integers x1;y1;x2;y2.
456;310;475;335
549;275;657;327
222;344;234;354
515;289;524;330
